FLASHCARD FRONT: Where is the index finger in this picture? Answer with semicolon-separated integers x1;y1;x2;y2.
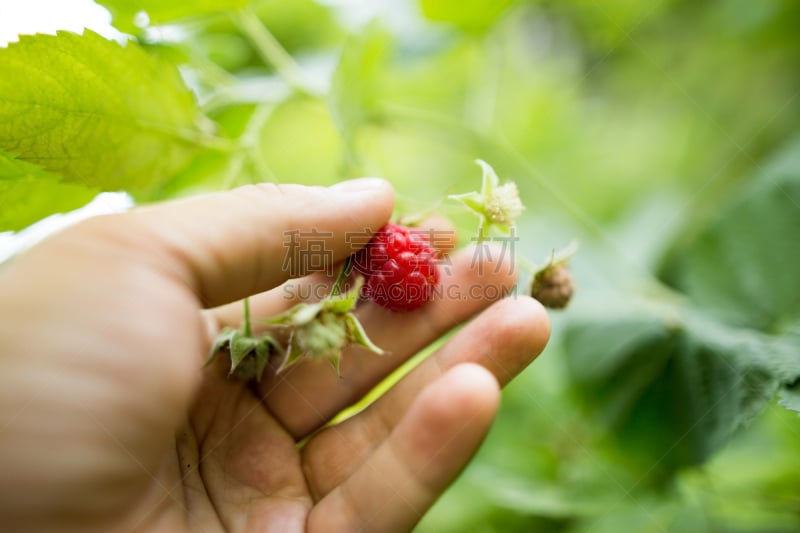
121;178;394;307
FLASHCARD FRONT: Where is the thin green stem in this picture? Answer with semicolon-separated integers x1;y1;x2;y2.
240;103;278;182
230;7;321;96
476;217;490;243
144;120;240;153
246;146;277;183
330;256;353;297
242;297;252;337
187;49;240;89
174;128;240;153
221;152;247;189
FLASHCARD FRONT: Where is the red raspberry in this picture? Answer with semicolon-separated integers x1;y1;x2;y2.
353;223;440;312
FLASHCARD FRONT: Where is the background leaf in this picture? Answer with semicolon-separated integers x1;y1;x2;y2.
779;382;800;416
0;31;205;193
419;0;519;33
0;149;97;231
96;0;249;33
665;138;800;332
563;301;795;478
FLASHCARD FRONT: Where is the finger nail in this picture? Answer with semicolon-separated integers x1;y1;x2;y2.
329;177;386;193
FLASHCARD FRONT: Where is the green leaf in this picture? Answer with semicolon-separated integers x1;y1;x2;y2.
344;313;384;356
277;331;304;374
253;340;272;382
685;316;800;386
0;149;97;231
419;0;518;33
670;138;800;332
564;304;794;476
0;31;205;193
564;309;672;384
779;383;800;416
464;464;614;518
447;191;484;215
96;0;250;33
229;334;258;370
326;276;362;314
205;327;236;367
266;301;323;327
328;351;342;376
205;325;279;381
666;327;780;464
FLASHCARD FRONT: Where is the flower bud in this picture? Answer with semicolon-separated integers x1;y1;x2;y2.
485;181;524;227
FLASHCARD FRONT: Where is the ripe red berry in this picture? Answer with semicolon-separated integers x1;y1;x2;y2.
353;223;440;312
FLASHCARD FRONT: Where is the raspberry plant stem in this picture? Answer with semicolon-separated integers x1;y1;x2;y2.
330;256;353;297
240;103;277;182
477;218;490;243
230;7;321;97
242;297;252;337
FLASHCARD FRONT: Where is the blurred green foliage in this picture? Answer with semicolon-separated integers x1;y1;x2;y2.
2;0;799;530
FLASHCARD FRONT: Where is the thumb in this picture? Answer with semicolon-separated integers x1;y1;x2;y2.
122;178;394;307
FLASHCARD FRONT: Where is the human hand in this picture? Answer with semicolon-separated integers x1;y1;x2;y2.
0;178;550;532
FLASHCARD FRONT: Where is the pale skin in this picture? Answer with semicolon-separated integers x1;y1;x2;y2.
0;178;550;532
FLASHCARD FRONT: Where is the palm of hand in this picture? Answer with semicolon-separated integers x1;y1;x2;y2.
139;264;544;533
